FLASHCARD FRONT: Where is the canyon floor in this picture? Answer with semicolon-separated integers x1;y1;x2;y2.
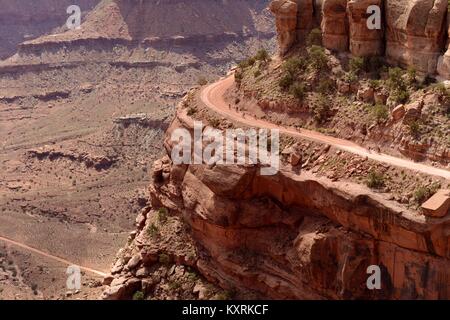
0;0;275;300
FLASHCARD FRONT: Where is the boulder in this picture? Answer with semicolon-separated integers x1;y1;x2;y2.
402;100;423;124
391;104;406;121
357;86;375;103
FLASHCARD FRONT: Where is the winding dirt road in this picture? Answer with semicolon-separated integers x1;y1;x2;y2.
200;75;450;180
0;235;107;277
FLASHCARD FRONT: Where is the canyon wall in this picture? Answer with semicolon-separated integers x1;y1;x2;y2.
137;104;450;300
270;0;450;78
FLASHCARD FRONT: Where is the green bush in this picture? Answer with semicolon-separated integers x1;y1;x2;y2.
372;104;389;123
408;121;421;139
187;106;197;116
255;48;270;63
407;67;417;84
159;253;171;265
388;67;405;91
158;207;168;224
279;73;295;91
349;57;364;74
343;71;358;84
317;78;336;94
388;67;409;103
132;291;145;300
234;71;243;84
414;183;440;204
312;94;330;123
197;77;208;86
290;82;306;101
366;170;385;189
238;57;256;69
283;57;307;76
307;28;323;47
308;46;328;71
147;223;159;238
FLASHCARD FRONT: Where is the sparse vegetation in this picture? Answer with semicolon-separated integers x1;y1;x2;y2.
132;291;145;300
147;223;159;238
157;207;168;224
366;170;385;189
159;253;171;265
308;45;328;71
414;183;440;204
283;57;307;76
279;73;295;91
307;28;322;47
187;106;197;116
290;82;306;101
372;104;389;123
349;57;364;74
408;120;422;139
197;77;208;86
312;94;331;123
388;67;409;104
255;48;270;63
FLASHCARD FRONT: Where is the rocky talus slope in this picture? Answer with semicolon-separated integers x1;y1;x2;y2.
270;0;450;78
102;94;450;300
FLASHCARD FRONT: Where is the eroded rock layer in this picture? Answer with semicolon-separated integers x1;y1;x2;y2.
118;100;450;300
270;0;450;77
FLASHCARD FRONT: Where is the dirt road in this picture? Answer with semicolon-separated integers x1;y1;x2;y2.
200;76;450;180
0;235;107;277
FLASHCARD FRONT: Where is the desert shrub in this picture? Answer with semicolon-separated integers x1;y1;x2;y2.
392;89;409;104
159;253;171;265
349;57;364;74
414;183;440;204
388;67;405;90
187;106;197;116
147;223;159;238
407;67;417;85
317;78;336;94
307;28;323;47
234;71;243;84
157;207;168;224
283;57;307;76
169;281;182;290
343;71;358;84
372;104;389;123
368;79;382;89
290;82;306;101
388;67;409;103
312;94;330;123
408;120;422;139
279;73;295;90
238;56;256;69
366;170;385;189
132;291;145;300
254;69;261;78
255;48;270;63
308;45;328;71
197;77;208;86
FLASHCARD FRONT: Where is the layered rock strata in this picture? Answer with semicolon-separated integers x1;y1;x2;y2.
270;0;450;76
